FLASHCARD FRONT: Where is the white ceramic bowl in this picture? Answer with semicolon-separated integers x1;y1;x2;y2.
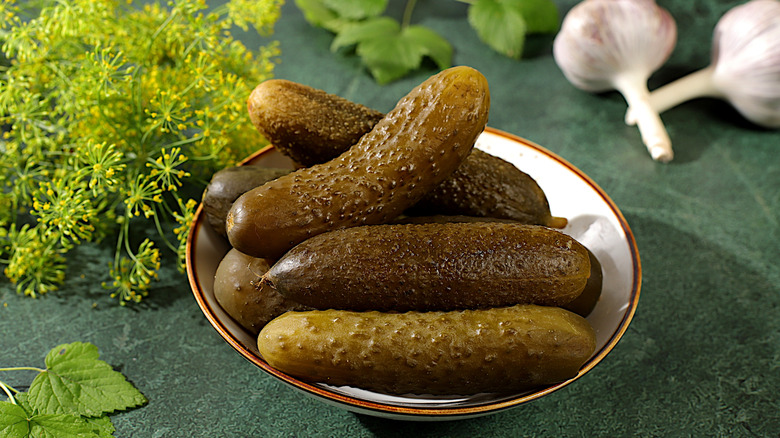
186;127;641;421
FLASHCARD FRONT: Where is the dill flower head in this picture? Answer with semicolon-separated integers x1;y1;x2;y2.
0;0;282;303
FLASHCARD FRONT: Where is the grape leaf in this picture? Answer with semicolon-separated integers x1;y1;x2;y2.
332;18;452;84
322;0;387;20
295;0;353;33
0;401;29;437
468;0;528;59
26;342;147;418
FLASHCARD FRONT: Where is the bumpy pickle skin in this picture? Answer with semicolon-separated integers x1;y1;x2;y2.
214;248;310;335
247;77;563;228
562;248;603;317
201;166;290;237
247;79;384;167
227;66;490;259
257;305;597;395
262;222;591;311
409;149;567;228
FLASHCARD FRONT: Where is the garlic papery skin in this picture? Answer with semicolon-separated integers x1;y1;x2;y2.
553;0;678;162
626;0;780;129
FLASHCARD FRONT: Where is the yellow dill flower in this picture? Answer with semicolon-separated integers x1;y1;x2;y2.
0;0;281;304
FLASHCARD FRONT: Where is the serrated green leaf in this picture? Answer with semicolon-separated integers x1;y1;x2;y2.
12;392;33;414
402;25;452;70
512;0;559;34
468;0;527;59
322;0;387;20
295;0;354;33
27;342;147;418
0;401;30;438
356;35;426;84
28;414;100;438
331;17;399;52
84;416;115;438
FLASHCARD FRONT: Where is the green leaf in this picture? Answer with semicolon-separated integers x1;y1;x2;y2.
513;0;559;34
28;414;100;438
12;392;34;414
356;35;425;84
295;0;354;33
468;0;527;59
84;416;115;438
0;401;30;437
331;17;400;52
402;25;453;70
1;401;104;438
26;342;147;417
332;18;452;84
322;0;387;20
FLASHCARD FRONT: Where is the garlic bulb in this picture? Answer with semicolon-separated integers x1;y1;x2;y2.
553;0;678;162
626;0;780;129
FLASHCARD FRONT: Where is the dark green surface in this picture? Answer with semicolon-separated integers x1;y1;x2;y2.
2;1;779;436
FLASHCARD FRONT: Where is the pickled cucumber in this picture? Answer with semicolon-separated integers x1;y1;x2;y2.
256;304;597;395
409;149;568;228
247;77;563;227
202;166;290;237
247;79;384;166
563;248;603;317
262;222;591;311
227;66;490;259
214;248;309;335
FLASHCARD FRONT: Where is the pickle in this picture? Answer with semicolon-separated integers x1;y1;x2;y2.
247;79;384;167
247;77;562;227
262;222;590;311
201;166;290;237
392;215;602;317
257;304;597;395
228;66;490;259
409;149;568;228
562;248;603;317
214;249;309;335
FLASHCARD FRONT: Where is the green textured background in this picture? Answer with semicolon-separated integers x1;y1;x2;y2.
2;1;779;436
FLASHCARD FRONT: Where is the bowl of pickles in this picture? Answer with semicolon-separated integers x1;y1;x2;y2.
186;68;641;420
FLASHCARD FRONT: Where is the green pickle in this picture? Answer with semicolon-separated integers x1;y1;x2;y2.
257;304;597;395
246;76;564;228
227;66;490;259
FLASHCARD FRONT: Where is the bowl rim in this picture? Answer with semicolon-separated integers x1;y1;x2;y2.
186;126;642;418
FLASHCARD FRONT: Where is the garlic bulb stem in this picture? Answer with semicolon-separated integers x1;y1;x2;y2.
628;0;780;129
553;0;678;162
614;73;673;162
625;66;723;125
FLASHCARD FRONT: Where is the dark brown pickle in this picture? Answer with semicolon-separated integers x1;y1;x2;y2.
213;248;309;335
257;304;597;395
262;222;591;312
201;166;290;237
247;79;384;166
562;248;603;317
227;66;490;259
408;149;567;228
